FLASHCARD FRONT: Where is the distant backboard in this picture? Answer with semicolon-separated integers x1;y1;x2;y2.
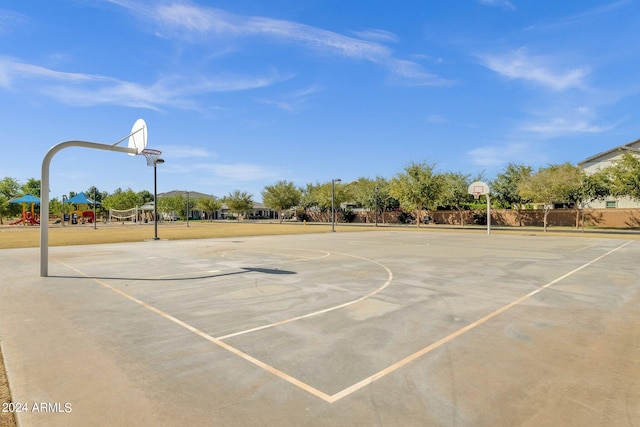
468;181;490;198
128;119;148;156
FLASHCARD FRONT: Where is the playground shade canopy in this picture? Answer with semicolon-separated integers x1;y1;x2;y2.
9;194;40;204
67;193;100;205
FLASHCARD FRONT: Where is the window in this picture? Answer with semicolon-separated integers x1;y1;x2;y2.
606;201;617;208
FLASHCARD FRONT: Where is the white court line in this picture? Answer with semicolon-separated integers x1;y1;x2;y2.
53;240;632;404
215;251;393;340
55;259;335;402
327;239;633;402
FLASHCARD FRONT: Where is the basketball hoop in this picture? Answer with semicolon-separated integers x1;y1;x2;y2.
140;148;163;167
467;181;492;235
468;181;489;198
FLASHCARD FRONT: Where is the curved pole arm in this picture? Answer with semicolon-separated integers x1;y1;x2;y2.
40;141;137;277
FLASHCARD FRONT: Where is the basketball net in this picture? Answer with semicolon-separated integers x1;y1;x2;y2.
141;148;162;166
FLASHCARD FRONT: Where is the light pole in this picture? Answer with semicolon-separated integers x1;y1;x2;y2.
185;190;190;227
331;178;341;232
374;186;379;227
62;195;67;227
93;187;97;230
153;157;165;240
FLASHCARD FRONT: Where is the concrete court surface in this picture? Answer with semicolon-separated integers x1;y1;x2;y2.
1;230;640;426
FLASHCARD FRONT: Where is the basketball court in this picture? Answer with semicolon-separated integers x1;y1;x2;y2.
1;230;639;426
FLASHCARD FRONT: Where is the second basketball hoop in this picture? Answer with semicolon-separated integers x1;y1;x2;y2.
468;181;490;199
468;181;491;235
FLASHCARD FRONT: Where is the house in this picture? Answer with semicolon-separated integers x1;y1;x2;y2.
158;190;276;220
220;201;277;220
578;137;640;208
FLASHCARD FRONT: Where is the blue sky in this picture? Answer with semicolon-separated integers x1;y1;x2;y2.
1;0;639;202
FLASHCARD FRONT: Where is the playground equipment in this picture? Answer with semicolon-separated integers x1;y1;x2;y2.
64;192;99;224
108;207;140;223
64;211;95;224
10;211;40;226
9;194;41;226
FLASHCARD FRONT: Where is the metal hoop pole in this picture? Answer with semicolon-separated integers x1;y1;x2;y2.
154;163;159;240
41;141;137;276
486;194;491;235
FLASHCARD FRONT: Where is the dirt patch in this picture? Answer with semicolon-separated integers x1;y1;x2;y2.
0;346;16;427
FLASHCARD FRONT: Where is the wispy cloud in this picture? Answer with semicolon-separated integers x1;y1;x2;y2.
387;59;451;86
350;29;399;43
467;142;544;168
521;117;615;137
425;114;448;124
0;57;98;87
193;162;282;182
0;56;286;110
110;0;448;86
519;105;619;137
0;9;27;33
480;48;588;91
527;0;630;32
477;0;516;10
257;98;294;112
156;145;215;159
294;84;322;98
257;84;322;112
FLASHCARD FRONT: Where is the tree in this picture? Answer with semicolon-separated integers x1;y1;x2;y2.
349;177;396;224
0;177;21;199
298;181;355;222
389;161;444;228
50;198;63;219
331;180;359;222
138;190;154;205
158;194;184;219
315;182;341;212
184;194;196;220
196;196;222;220
373;177;398;224
583;169;611;203
491;163;532;226
0;177;21;223
440;172;473;225
84;186;108;219
85;186;108;204
224;190;253;221
565;168;610;228
606;153;640;200
518;163;583;231
0;195;9;225
300;182;322;210
262;180;301;223
102;188;141;210
21;178;41;198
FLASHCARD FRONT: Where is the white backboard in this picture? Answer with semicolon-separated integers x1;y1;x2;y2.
468;181;490;196
128;118;148;156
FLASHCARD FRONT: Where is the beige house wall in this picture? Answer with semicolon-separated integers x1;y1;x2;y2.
579;139;640;208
